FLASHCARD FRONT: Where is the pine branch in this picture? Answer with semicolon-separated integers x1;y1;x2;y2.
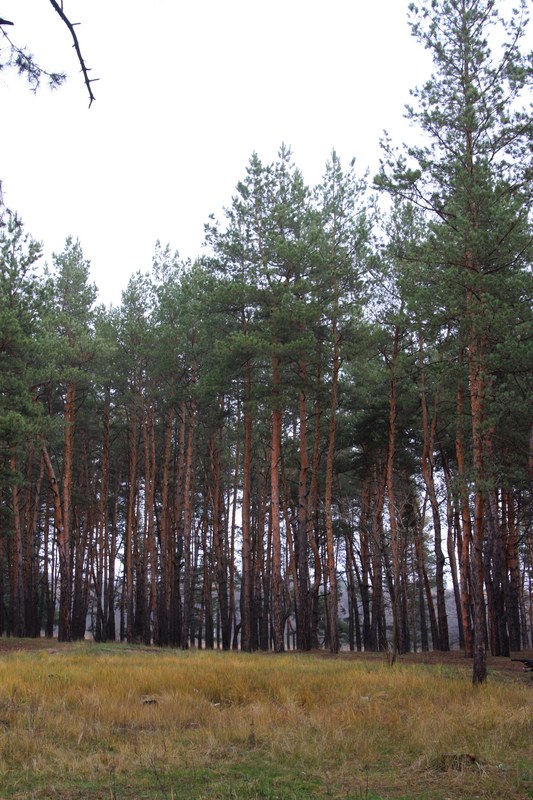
48;0;97;107
0;27;66;90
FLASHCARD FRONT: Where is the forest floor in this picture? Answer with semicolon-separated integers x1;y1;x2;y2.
0;639;531;800
0;636;531;682
324;646;533;685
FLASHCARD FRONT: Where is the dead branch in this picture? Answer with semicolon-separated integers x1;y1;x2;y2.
48;0;97;106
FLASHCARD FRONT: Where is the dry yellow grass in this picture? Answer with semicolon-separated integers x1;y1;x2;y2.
0;643;531;799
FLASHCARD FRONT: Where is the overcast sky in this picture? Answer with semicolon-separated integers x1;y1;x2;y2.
0;1;471;304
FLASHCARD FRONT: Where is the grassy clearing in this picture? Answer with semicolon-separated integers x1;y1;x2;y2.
0;643;531;799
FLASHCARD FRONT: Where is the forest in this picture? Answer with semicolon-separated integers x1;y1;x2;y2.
0;0;532;689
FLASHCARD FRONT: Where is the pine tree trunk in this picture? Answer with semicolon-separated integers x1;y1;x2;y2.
172;401;187;646
296;365;311;651
181;398;196;649
256;465;269;651
200;490;214;649
504;491;521;651
106;475;119;642
486;488;509;656
261;478;272;651
344;527;362;651
370;464;387;652
455;381;473;657
156;408;174;646
95;387;110;642
43;485;55;638
467;327;487;685
23;448;42;637
358;476;373;651
440;451;465;649
10;456;25;637
58;381;76;642
210;432;230;650
419;339;449;650
324;315;340;654
229;401;240;650
307;384;322;650
42;445;69;640
145;402;158;645
412;495;437;651
241;364;253;651
125;397;138;643
270;354;284;652
386;326;406;660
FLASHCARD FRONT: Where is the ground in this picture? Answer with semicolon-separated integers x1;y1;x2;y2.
0;638;531;799
0;636;531;683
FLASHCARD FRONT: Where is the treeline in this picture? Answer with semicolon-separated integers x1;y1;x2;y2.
0;0;532;683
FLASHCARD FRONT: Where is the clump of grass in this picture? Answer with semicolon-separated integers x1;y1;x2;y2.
0;644;531;799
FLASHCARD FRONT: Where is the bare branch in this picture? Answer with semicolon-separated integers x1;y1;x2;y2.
48;0;97;107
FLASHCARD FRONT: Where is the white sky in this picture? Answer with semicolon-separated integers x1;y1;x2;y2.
0;1;446;305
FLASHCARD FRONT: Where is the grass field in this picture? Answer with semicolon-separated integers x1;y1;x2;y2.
0;641;531;799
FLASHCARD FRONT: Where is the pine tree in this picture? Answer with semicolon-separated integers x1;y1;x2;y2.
376;0;533;683
40;238;98;642
0;213;43;637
